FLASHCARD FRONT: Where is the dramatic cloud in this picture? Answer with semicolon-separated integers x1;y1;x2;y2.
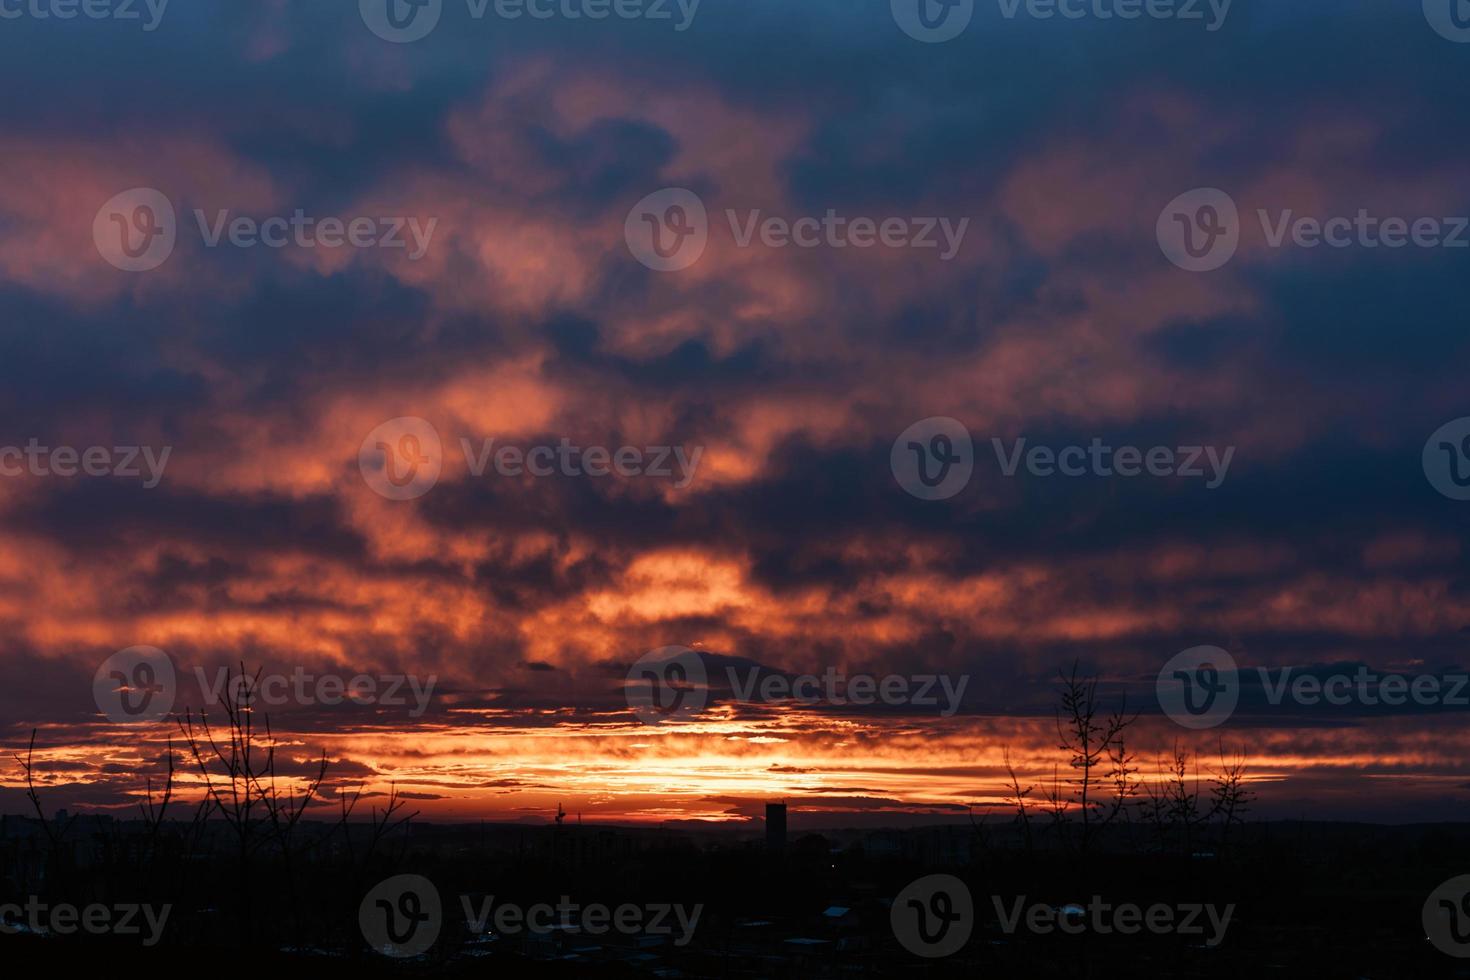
1;1;1469;825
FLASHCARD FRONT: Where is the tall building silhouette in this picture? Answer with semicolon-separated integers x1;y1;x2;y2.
765;802;787;854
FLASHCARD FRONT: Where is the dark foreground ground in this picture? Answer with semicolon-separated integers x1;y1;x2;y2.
3;817;1470;978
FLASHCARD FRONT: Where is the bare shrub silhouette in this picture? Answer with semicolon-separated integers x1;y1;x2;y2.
1139;738;1257;856
1053;663;1139;855
1003;664;1139;857
1003;665;1256;858
15;730;74;843
1207;740;1255;855
173;662;389;948
10;729;75;893
1002;746;1035;856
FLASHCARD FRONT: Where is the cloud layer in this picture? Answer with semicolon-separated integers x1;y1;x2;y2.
2;1;1469;825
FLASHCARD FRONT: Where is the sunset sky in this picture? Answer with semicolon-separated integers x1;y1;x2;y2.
3;1;1470;827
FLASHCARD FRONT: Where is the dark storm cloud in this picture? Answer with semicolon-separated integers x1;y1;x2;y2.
0;0;1468;820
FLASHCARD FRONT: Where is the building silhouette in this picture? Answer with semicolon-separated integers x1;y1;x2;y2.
765;802;787;854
